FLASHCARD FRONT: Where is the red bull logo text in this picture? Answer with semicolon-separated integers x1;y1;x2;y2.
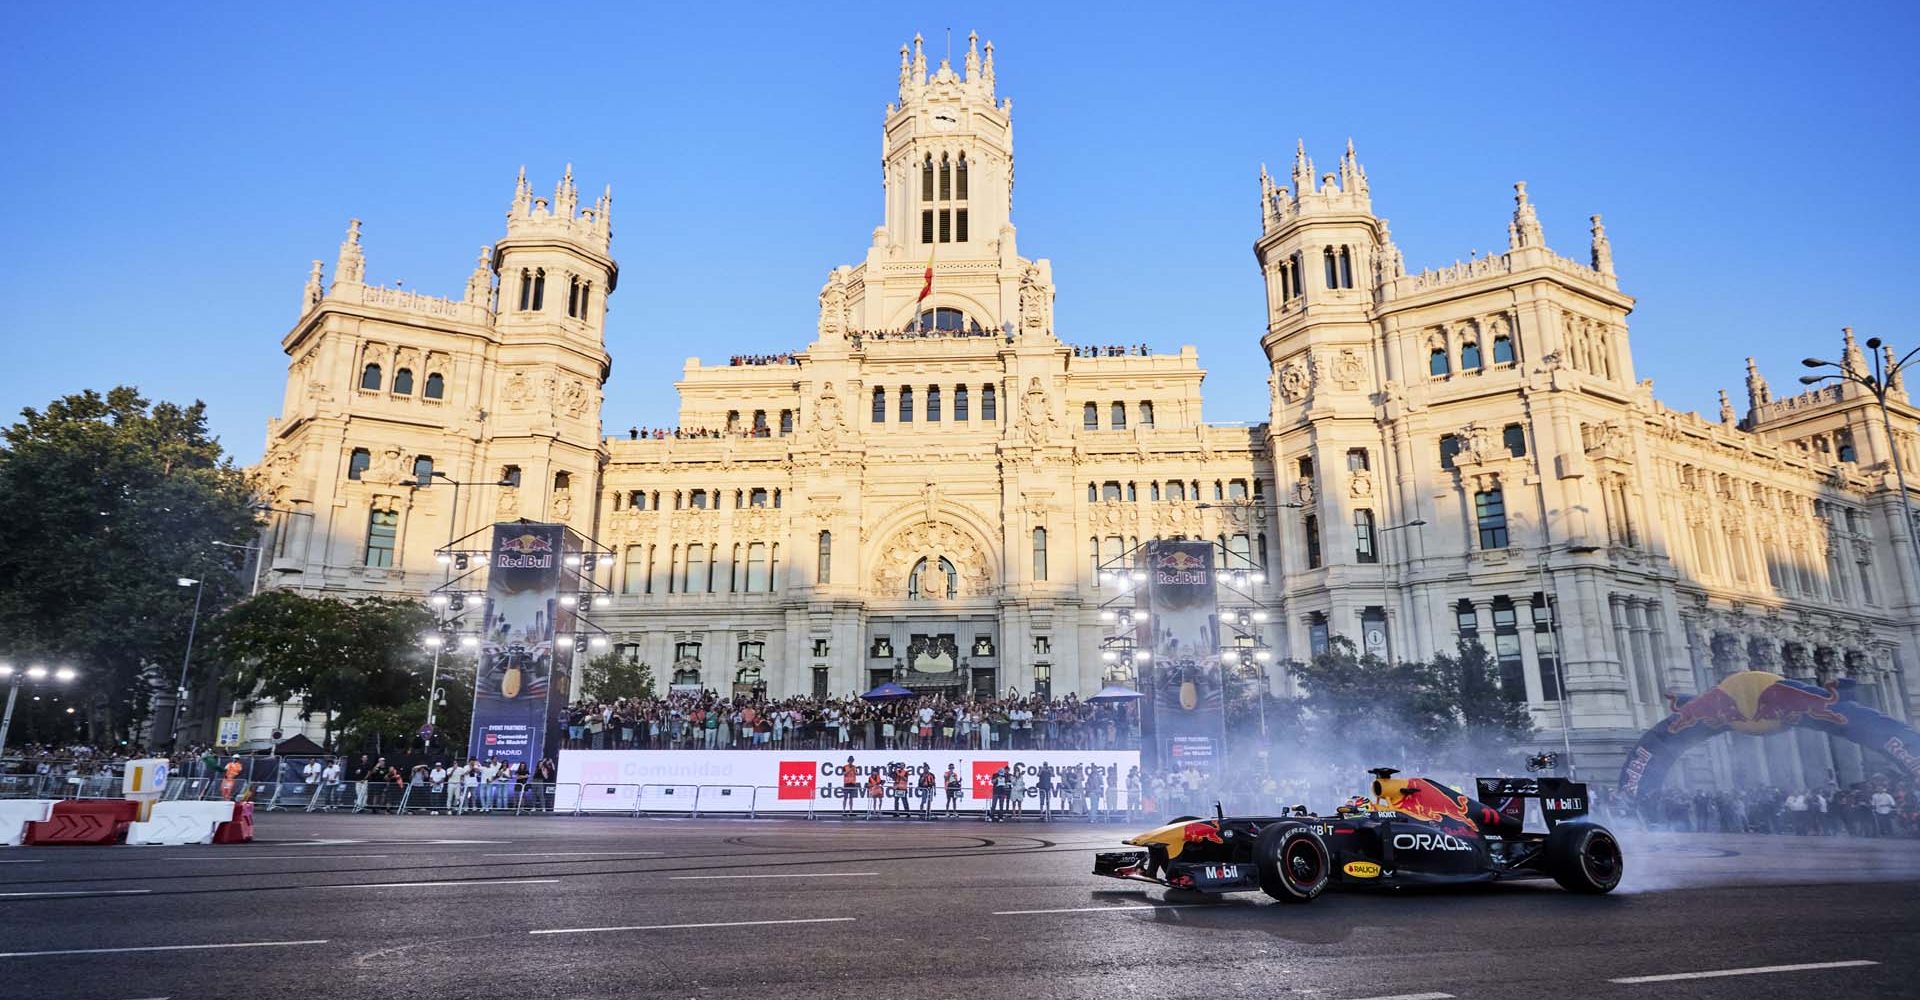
1181;821;1224;846
1665;671;1848;736
1373;777;1484;831
495;531;557;569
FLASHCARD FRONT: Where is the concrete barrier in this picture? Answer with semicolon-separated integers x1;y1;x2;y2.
23;799;139;845
0;800;59;847
213;801;254;843
126;801;238;846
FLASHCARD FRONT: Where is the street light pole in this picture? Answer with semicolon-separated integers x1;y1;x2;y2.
172;577;206;750
1802;335;1920;584
211;540;266;597
0;664;77;759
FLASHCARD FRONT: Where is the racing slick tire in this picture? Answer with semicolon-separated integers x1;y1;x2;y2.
1256;823;1330;903
1545;821;1623;894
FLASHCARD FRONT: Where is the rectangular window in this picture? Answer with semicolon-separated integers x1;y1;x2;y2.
1503;423;1527;458
955;209;968;243
921;210;933;244
1354;509;1377;563
813;666;830;699
1304;514;1322;569
927;386;941;422
899;387;914;423
1228;479;1248;500
623;545;645;595
364;509;398;567
873;388;886;423
1440;435;1462;470
747;542;768;592
938;209;950;243
1347;448;1369;472
981;385;996;421
1102;482;1122;502
1309;615;1330;657
1457;605;1479;639
1475;489;1509;549
1032;527;1048;580
955;386;969;421
686;543;706;594
1493;602;1525;699
817;531;831;584
1533;600;1560;700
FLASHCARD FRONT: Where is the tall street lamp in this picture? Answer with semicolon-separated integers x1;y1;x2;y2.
1801;334;1920;581
172;576;206;750
211;539;266;597
0;663;77;758
1375;518;1427;661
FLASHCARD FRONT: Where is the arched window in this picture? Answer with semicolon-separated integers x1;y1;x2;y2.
981;384;997;421
1084;402;1098;429
899;386;914;422
1032;527;1048;580
954;386;969;420
412;455;433;485
1460;341;1483;370
364;508;399;567
1088;483;1098;503
1168;481;1186;501
939;153;951;200
817;530;831;584
578;282;591;319
500;465;521;488
1126;482;1137;502
752;410;769;436
360;363;382;391
347;447;371;481
1338;246;1354;288
1429;347;1450;377
1324;247;1340;289
1139;401;1155;428
873;386;886;423
907;556;958;599
567;275;583;318
779;410;793;436
691;491;709;510
518;270;532;311
392;368;414;395
424;372;445;399
1491;334;1515;365
530;269;545;311
914;307;968;333
927;385;942;422
1111;402;1127;430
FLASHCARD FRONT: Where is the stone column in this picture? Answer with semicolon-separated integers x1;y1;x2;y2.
1609;595;1641;707
1627;599;1658;727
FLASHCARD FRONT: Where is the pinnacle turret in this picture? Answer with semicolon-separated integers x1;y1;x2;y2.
303;259;324;310
1746;357;1771;410
1590;214;1614;276
1718;388;1736;425
335;219;365;285
1886;344;1905;395
464;245;493;305
1508;182;1544;250
501;165;612;255
1841;326;1868;380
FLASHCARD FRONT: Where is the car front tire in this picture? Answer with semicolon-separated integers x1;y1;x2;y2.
1257;823;1329;903
1546;821;1623;894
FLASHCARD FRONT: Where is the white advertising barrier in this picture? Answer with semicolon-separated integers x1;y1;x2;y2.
557;749;1142;813
125;801;237;846
0;800;58;847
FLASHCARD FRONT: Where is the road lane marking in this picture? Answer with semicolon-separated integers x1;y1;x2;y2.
484;851;664;858
156;854;391;861
668;872;878;881
0;860;44;864
1341;993;1454;1000
0;890;152;899
992;903;1215;916
532;916;856;936
312;878;560;889
1611;960;1879;984
0;939;328;959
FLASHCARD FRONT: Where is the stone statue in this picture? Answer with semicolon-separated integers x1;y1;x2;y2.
917;558;945;600
1019;264;1046;332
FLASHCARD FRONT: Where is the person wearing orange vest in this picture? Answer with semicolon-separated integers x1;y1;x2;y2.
865;771;885;819
890;764;911;817
220;758;243;800
841;756;859;814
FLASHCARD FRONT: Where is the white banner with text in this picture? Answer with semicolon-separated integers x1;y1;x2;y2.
555;749;1142;813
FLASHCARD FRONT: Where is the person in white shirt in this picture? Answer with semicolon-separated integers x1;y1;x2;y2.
308;760;341;812
1785;791;1809;835
1870;789;1896;836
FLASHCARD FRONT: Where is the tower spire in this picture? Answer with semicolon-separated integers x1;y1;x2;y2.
1718;388;1736;425
511;165;531;217
465;245;493;305
1290;139;1314;197
1745;357;1772;410
1886;344;1906;395
303;259;324;310
1259;163;1276;228
1589;214;1615;275
898;43;912;101
912;33;926;83
1841;326;1868;380
981;39;995;93
554;163;577;219
964;30;979;80
1508;181;1544;250
335;218;365;284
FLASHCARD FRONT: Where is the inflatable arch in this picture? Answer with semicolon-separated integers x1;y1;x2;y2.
1618;670;1920;797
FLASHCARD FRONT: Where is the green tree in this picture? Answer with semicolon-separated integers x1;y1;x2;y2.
207;591;434;747
0;387;257;740
1428;639;1536;767
1287;635;1454;765
581;652;656;702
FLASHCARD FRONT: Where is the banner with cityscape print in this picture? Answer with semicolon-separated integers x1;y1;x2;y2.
1139;540;1227;772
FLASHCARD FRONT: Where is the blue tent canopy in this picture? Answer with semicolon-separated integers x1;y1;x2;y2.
860;681;916;701
1086;684;1145;703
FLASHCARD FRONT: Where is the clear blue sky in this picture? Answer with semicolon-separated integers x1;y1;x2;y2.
3;2;1915;462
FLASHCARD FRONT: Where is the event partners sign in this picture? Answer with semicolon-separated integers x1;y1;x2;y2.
467;523;577;769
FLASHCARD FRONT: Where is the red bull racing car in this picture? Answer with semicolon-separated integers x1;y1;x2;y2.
1094;768;1621;903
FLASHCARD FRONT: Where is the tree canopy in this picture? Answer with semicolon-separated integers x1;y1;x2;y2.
0;387;257;740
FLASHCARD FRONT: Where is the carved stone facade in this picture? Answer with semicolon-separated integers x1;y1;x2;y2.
254;37;1915;779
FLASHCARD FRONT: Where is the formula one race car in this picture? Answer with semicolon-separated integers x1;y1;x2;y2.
1093;768;1621;903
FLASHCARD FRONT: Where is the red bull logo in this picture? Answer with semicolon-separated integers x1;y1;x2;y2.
1373;777;1478;831
1181;821;1224;845
1155;551;1205;571
1665;671;1848;736
499;533;555;555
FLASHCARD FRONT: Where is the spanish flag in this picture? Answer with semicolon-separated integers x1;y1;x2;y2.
916;245;934;307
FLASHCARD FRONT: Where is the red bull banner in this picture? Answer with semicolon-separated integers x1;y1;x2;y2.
1140;540;1227;772
1618;669;1920;799
467;523;577;770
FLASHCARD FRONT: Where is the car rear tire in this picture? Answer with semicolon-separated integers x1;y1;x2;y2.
1546;821;1623;894
1256;823;1329;903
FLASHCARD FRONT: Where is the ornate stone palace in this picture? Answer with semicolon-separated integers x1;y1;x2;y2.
256;33;1916;780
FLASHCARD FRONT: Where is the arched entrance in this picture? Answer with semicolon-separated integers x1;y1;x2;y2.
1618;670;1920;798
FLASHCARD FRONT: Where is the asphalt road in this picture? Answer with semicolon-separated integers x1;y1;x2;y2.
0;812;1915;1000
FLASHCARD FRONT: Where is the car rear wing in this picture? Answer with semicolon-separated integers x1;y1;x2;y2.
1474;776;1589;830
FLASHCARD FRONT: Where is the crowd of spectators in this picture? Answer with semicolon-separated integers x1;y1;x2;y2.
1073;344;1153;358
1632;777;1917;838
561;690;1136;752
850;324;1006;347
729;353;799;366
